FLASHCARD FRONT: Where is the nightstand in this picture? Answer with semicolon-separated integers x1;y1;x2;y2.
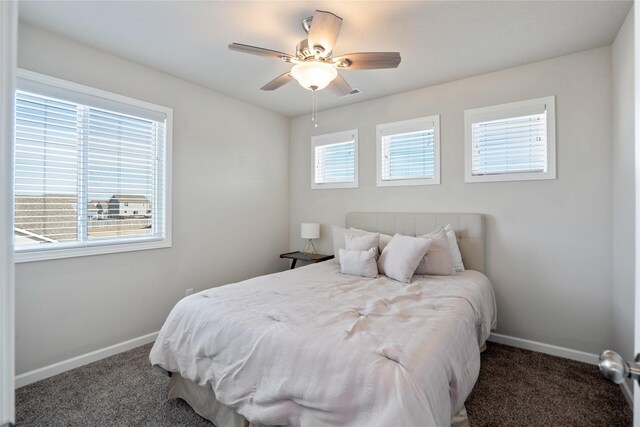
280;251;334;269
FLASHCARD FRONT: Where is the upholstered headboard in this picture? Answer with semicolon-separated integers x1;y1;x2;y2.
346;212;485;273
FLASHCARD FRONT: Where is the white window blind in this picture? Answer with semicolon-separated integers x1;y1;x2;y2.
311;130;358;189
315;141;355;184
465;97;556;183
14;71;171;261
376;116;440;187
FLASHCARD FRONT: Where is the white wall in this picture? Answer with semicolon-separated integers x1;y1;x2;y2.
290;47;614;355
612;6;635;397
15;24;290;375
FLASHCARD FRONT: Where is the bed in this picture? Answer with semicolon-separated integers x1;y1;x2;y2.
150;212;496;426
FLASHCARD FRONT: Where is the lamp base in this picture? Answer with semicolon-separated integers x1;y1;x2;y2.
303;239;317;256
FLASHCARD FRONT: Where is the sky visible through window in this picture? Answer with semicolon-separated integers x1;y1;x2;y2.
383;129;434;180
315;140;355;184
471;113;547;176
15;92;155;200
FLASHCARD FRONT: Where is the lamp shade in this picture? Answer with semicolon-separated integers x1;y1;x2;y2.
301;223;320;239
291;62;337;91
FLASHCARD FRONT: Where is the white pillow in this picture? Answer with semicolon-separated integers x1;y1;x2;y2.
339;248;378;278
350;228;393;254
444;224;465;272
332;226;376;257
345;233;380;255
378;234;432;283
378;233;393;253
415;227;456;276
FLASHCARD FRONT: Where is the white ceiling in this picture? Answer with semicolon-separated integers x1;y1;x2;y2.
19;1;632;117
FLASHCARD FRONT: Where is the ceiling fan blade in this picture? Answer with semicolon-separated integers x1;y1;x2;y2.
229;43;295;62
333;52;401;70
260;72;294;91
307;10;342;56
327;74;353;97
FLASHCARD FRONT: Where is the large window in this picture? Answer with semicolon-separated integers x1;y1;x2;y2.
311;129;358;189
376;115;440;187
14;70;172;262
465;96;556;183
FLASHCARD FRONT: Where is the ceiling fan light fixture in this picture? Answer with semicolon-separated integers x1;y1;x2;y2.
291;61;338;91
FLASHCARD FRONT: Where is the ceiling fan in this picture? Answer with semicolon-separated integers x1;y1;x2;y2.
229;10;401;125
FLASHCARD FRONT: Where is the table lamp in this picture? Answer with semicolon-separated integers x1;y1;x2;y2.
301;223;320;256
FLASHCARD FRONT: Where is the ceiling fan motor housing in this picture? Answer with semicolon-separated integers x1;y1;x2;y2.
296;39;313;59
297;39;328;59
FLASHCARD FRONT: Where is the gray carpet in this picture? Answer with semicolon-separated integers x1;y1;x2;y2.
16;342;632;426
466;343;632;426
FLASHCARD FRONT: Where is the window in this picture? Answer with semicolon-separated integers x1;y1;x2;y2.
465;96;556;183
376;116;440;186
14;70;172;262
311;129;358;189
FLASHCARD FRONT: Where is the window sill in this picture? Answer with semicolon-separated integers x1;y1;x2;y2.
14;237;171;263
465;170;556;183
377;177;440;187
311;182;359;190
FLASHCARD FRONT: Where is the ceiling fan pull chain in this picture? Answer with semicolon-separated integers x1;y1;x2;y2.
311;88;318;128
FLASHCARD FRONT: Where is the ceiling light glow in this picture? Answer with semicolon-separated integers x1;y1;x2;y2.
291;61;338;90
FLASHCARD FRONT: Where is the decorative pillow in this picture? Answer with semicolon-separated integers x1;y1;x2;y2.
339;248;378;278
444;224;465;272
378;233;393;253
345;233;380;255
332;226;374;257
377;234;432;283
415;227;456;276
351;228;393;254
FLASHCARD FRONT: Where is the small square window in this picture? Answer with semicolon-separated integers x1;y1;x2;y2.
376;116;440;187
465;96;556;183
311;129;358;189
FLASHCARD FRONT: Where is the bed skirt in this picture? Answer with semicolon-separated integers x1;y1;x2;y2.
168;373;471;427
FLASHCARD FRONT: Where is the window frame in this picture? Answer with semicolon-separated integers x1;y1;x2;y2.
14;69;173;263
376;115;441;187
310;129;358;190
464;96;556;183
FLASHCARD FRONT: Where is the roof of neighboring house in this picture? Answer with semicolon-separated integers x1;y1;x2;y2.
14;194;78;242
109;195;150;203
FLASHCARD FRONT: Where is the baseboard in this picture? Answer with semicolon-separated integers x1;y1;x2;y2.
488;333;599;365
620;380;633;407
15;331;159;388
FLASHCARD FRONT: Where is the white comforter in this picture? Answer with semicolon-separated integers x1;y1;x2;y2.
150;262;496;427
